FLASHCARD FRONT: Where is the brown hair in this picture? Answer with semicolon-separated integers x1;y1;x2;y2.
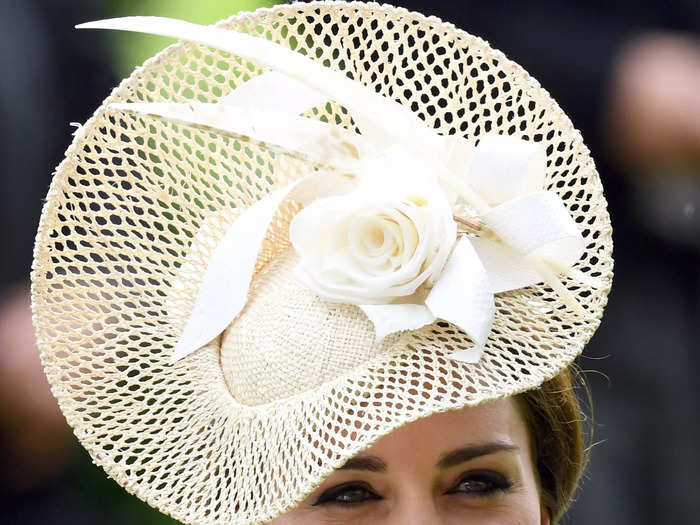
517;366;592;523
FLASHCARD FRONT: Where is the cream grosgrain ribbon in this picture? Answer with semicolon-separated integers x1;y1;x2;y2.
79;17;591;364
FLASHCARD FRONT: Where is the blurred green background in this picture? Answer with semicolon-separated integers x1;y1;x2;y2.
106;0;275;77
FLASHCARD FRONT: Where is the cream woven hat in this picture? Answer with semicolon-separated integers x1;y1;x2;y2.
32;2;613;524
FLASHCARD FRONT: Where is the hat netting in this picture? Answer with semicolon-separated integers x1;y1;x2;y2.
32;2;613;524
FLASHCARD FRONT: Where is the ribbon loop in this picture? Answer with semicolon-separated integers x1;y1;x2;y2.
425;237;495;348
360;304;436;342
482;191;584;269
467;134;546;206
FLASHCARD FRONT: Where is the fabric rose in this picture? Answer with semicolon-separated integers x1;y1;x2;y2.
289;148;457;305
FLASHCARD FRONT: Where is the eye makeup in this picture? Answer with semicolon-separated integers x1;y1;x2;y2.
446;469;514;498
312;481;381;507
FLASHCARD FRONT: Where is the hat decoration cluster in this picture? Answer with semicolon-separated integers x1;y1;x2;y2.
80;17;595;365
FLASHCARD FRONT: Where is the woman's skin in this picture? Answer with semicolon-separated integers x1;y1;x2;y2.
271;398;549;524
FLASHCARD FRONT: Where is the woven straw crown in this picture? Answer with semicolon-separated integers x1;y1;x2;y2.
32;2;613;524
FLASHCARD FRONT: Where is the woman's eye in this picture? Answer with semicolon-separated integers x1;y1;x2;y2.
313;482;380;506
447;470;512;497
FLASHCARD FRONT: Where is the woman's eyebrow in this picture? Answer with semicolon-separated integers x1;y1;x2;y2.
338;455;388;473
437;441;519;470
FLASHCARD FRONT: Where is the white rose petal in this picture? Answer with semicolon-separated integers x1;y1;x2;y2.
290;149;457;305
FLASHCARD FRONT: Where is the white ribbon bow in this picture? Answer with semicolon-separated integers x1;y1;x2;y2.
79;17;589;365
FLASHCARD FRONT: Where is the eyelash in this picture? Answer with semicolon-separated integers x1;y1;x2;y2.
446;470;513;498
313;481;380;506
313;471;513;507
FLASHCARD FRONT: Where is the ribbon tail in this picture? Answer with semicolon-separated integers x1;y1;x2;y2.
470;238;542;293
170;170;355;364
78;17;440;152
360;304;436;342
548;262;606;290
525;256;588;317
471;238;590;317
448;347;484;364
424;237;495;362
482;191;589;316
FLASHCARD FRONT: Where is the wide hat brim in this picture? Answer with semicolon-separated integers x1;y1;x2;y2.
32;2;613;524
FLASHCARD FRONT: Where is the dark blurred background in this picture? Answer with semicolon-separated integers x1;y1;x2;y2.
1;1;698;523
0;2;271;524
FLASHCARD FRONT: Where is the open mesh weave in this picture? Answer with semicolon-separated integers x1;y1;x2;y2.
32;2;613;524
